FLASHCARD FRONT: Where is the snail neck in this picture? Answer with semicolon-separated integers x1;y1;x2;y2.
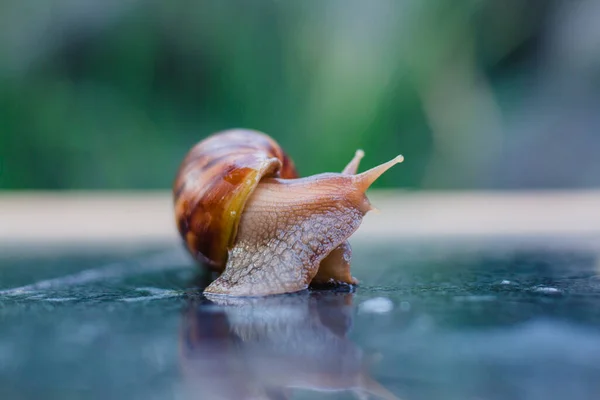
251;174;373;214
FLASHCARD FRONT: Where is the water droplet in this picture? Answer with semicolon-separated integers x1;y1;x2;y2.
533;286;561;294
358;297;394;314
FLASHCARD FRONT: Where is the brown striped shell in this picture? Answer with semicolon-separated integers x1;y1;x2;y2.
173;129;298;270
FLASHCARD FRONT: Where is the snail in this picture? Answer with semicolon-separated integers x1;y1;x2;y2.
173;129;403;297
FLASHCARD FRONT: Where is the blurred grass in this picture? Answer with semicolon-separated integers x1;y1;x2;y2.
1;0;598;190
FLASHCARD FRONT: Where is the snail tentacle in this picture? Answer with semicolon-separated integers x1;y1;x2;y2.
342;149;365;175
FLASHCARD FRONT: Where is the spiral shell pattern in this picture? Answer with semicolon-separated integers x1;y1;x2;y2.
173;129;298;270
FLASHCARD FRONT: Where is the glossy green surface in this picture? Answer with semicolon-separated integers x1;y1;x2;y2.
1;240;599;399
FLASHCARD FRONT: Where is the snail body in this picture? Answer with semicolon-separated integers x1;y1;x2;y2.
173;129;402;297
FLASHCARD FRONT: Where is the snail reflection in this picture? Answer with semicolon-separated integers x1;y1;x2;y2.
180;289;399;400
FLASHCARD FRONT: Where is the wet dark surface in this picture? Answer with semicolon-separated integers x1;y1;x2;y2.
1;239;600;400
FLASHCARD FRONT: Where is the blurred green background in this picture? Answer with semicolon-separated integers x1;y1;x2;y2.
1;0;599;191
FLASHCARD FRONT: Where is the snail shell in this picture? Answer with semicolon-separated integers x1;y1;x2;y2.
173;129;298;269
174;129;403;297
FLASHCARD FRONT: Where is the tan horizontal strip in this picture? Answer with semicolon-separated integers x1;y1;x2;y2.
1;190;599;248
